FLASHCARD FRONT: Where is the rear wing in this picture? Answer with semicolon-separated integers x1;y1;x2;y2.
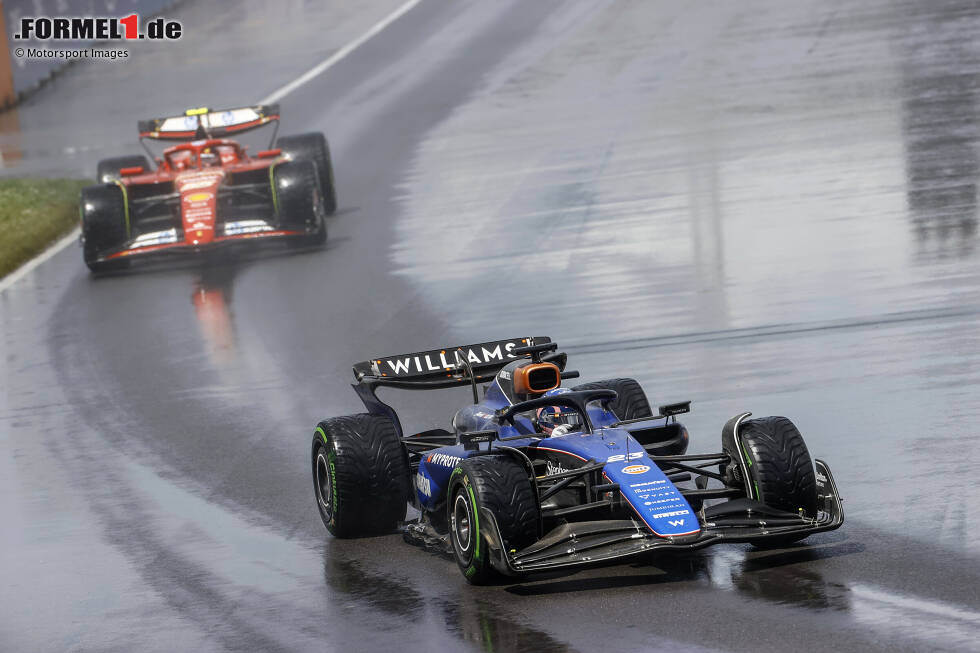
352;336;558;439
137;105;280;142
353;337;551;389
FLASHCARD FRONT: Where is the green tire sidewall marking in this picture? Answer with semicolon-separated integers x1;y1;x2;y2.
450;467;480;573
741;445;759;499
467;484;480;560
316;426;327;444
112;180;131;238
269;162;281;215
328;449;338;527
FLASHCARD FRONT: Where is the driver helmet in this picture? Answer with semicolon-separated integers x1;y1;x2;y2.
171;150;193;171
216;145;237;164
535;388;581;436
200;147;219;167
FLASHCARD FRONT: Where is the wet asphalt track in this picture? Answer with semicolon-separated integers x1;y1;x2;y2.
3;0;980;650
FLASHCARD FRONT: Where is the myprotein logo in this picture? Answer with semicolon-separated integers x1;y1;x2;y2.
427;453;462;469
12;15;182;41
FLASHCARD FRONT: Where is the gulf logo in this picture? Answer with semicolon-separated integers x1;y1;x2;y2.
622;464;650;475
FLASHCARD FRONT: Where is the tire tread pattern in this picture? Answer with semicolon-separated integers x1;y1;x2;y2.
572;378;653;421
276;132;337;214
314;413;409;538
275;160;318;228
737;416;817;516
464;455;539;552
81;184;128;270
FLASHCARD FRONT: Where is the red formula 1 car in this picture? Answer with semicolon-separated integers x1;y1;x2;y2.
79;105;337;272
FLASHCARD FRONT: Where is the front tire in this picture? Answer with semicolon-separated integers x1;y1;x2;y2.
312;414;409;538
276;132;337;214
80;184;129;273
448;455;538;584
273;160;327;246
723;416;818;544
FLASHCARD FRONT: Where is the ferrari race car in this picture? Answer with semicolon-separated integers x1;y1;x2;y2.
311;337;844;584
79;105;336;272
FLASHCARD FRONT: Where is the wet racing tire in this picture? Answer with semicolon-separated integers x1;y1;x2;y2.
312;414;409;538
276;132;337;214
96;155;150;183
723;416;818;544
447;455;538;584
81;184;130;273
573;377;653;421
273;160;327;246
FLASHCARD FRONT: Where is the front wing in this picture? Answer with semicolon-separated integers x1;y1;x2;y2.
481;459;843;575
101;224;311;261
90;179;316;263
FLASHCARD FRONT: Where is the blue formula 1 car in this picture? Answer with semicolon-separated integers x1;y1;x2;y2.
310;337;844;583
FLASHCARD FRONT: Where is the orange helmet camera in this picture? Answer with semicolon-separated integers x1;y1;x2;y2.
512;362;560;396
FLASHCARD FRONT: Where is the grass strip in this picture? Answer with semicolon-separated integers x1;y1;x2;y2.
0;178;88;279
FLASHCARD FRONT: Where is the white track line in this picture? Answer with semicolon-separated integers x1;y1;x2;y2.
851;583;980;625
0;0;423;293
0;226;80;293
259;0;422;104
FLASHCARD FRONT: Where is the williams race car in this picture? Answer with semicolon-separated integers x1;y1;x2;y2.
79;105;336;272
311;337;843;583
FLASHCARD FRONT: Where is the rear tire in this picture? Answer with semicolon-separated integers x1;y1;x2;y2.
276;132;337;214
81;184;129;273
448;455;538;584
312;414;409;538
723;416;818;545
96;155;150;183
273;160;327;246
573;378;653;421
